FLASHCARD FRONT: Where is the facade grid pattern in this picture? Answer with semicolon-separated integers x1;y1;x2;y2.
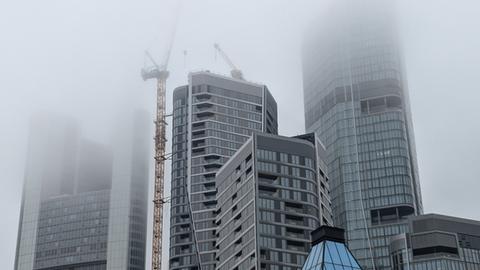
302;1;422;269
15;112;150;270
215;133;333;270
169;72;278;270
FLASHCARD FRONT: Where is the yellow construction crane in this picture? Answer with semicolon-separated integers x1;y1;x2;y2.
141;5;182;270
142;3;204;269
142;47;202;270
141;49;169;270
214;43;244;80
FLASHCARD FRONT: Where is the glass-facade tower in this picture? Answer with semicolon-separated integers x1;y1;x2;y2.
302;1;423;269
14;111;150;270
169;72;278;270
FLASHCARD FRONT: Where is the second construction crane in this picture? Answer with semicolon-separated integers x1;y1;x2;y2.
214;43;244;80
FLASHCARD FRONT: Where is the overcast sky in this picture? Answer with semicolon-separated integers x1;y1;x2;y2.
1;0;479;269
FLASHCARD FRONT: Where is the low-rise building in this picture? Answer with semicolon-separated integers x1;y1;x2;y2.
302;226;362;270
389;214;480;270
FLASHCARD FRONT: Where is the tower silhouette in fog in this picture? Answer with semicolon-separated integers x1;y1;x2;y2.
302;1;423;268
14;111;151;270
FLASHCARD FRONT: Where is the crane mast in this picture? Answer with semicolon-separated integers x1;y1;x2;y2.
153;71;168;270
142;56;202;270
142;10;203;267
142;60;169;270
141;5;180;269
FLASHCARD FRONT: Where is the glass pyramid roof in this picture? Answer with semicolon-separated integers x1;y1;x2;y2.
302;240;362;270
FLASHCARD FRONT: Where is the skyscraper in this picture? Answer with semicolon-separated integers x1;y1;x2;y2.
215;133;333;270
169;71;278;270
302;1;422;269
14;111;150;270
106;110;151;270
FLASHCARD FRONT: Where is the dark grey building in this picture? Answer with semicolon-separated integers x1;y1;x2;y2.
302;1;423;269
14;111;150;270
389;214;480;270
215;133;333;270
169;71;278;270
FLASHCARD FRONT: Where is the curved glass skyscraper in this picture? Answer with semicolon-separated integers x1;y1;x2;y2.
302;1;423;269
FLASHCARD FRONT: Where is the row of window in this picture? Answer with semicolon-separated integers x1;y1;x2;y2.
194;94;262;113
192;138;245;152
34;255;107;269
203;120;256;136
257;161;316;180
192;85;262;104
40;191;110;210
357;120;405;135
258;176;317;196
193;103;263;122
257;149;315;168
193;113;262;130
191;146;237;158
39;203;110;218
258;187;318;205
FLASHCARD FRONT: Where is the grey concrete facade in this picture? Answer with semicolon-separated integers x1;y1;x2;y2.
14;111;150;270
215;133;333;270
302;1;423;269
169;72;278;270
390;214;480;270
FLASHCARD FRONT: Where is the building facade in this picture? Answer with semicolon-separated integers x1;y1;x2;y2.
169;72;278;270
215;133;333;270
302;1;422;269
14;111;150;270
390;214;480;270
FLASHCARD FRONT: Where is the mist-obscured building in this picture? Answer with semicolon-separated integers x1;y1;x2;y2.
389;214;480;270
14;111;150;270
215;133;333;270
302;0;423;269
169;71;277;270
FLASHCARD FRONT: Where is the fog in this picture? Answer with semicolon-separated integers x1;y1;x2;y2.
1;0;479;268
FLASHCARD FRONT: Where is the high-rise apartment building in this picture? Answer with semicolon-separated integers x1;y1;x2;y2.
390;214;480;270
14;111;150;270
302;1;422;269
215;133;333;270
169;71;278;270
